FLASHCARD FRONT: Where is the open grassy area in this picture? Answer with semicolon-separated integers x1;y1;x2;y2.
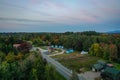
52;52;101;73
40;46;48;49
50;48;62;54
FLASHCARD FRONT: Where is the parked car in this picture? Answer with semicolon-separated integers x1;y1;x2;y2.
101;67;120;80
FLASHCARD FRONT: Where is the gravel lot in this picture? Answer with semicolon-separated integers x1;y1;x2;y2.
78;71;100;80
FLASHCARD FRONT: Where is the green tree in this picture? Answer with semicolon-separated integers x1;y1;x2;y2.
45;64;57;80
29;56;46;80
0;51;5;63
33;38;44;46
9;62;22;80
70;71;79;80
89;43;102;57
0;61;11;80
30;68;38;80
74;40;83;51
5;52;15;63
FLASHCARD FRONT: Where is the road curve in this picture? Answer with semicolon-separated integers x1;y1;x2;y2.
38;48;86;80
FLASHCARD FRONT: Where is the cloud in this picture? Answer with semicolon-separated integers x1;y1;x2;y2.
0;0;101;24
0;0;120;32
0;1;51;16
0;17;52;23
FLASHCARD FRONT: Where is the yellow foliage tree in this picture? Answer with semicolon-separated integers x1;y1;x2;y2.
5;52;15;63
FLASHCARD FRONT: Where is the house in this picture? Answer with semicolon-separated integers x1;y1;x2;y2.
13;44;21;48
51;45;54;48
101;67;120;80
81;51;88;54
58;46;62;48
66;49;74;54
61;46;64;49
55;45;58;48
92;60;106;72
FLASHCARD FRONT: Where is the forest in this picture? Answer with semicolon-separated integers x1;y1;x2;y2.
0;31;120;79
0;32;66;80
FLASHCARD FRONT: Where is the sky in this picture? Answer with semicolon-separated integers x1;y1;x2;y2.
0;0;120;32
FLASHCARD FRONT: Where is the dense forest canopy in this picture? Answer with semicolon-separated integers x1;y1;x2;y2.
0;31;120;55
0;31;120;65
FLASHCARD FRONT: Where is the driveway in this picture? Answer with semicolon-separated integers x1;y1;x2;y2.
78;71;100;80
49;49;65;56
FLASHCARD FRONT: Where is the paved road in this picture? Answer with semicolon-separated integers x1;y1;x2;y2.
38;48;89;80
39;48;72;80
49;49;65;57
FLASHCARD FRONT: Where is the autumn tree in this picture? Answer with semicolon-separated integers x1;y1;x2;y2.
89;43;102;57
100;43;109;60
109;44;118;61
18;42;32;54
5;52;15;63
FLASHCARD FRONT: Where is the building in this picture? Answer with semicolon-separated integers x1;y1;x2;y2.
13;44;21;48
81;51;88;54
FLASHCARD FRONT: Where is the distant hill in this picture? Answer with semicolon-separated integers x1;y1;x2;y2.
107;30;120;34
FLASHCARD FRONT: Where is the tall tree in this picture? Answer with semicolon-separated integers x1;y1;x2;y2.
100;43;109;60
45;64;57;80
109;44;118;61
89;43;102;57
70;71;79;80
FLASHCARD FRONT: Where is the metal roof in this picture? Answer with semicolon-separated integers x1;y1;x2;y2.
104;67;120;75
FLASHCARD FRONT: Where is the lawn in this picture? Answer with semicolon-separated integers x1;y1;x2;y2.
40;46;48;49
50;48;62;54
52;52;101;73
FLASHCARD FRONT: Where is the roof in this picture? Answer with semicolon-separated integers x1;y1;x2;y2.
13;44;21;48
104;67;120;75
66;49;74;53
93;64;104;70
81;51;88;54
107;64;114;67
93;60;106;70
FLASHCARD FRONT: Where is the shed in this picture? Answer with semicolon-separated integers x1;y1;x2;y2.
66;49;74;54
81;51;88;54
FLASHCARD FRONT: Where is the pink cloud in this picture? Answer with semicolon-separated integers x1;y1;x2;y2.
60;9;99;24
101;8;120;15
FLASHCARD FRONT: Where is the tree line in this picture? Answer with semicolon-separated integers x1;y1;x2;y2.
0;31;120;62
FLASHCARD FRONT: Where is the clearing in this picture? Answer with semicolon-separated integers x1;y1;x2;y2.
51;52;101;73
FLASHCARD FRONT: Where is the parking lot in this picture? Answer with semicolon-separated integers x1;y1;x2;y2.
79;71;100;80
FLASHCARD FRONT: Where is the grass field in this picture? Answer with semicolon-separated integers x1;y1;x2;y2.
52;52;101;73
40;46;48;49
50;48;62;54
